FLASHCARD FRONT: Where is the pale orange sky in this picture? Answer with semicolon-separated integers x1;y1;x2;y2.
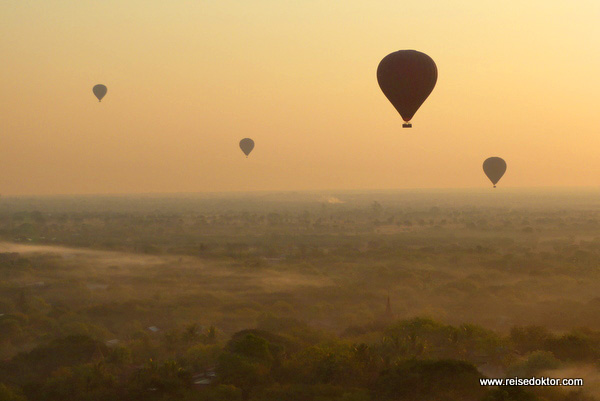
1;1;599;195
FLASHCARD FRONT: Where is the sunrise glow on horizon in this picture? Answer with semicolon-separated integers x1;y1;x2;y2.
1;1;599;195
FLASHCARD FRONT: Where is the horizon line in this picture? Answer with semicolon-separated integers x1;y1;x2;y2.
1;185;599;199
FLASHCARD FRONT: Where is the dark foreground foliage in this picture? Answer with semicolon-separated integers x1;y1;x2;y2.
0;317;596;401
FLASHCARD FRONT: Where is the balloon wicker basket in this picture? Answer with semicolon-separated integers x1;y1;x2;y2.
402;123;412;128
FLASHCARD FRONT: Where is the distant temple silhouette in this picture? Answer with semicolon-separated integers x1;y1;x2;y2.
384;294;394;321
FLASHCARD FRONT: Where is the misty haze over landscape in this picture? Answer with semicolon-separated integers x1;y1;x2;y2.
2;0;600;399
1;189;600;400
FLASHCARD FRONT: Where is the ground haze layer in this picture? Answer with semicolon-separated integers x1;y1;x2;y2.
1;189;600;400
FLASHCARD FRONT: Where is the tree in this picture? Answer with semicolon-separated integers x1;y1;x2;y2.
182;324;201;343
127;359;191;398
40;364;118;401
205;325;217;344
0;384;27;401
217;352;271;400
229;334;273;363
483;386;537;401
510;326;552;354
375;359;485;401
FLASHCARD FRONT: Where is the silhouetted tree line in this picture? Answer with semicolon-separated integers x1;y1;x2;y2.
0;317;598;401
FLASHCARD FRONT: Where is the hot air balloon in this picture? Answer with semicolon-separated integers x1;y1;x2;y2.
483;157;507;188
239;138;254;157
93;84;107;102
377;50;437;128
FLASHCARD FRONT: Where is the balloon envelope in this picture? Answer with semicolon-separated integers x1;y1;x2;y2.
377;50;437;125
483;157;507;187
239;138;255;157
93;84;107;102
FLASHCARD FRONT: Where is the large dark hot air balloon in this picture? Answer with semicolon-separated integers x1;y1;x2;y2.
483;157;507;188
377;50;437;128
239;138;254;158
93;84;107;102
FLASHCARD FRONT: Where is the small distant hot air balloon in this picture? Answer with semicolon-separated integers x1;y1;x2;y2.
239;138;254;158
377;50;437;128
93;84;107;102
483;157;507;188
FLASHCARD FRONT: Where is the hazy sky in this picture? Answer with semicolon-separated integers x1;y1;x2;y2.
1;1;599;195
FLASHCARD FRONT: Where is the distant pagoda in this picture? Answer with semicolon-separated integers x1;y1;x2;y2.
384;294;394;321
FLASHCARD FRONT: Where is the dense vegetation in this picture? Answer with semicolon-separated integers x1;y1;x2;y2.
1;189;600;400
